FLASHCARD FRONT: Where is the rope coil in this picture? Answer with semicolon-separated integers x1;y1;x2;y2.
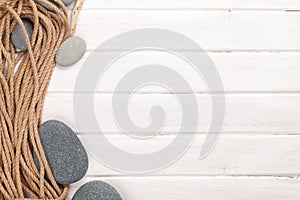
0;0;83;199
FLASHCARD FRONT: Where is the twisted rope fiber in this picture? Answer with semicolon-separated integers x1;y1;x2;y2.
0;0;82;199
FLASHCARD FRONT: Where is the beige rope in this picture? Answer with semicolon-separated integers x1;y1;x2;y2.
0;0;83;199
71;0;84;34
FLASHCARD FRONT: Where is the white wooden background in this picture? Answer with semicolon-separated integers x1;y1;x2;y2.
45;0;300;199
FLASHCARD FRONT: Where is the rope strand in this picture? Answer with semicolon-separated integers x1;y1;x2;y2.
0;0;81;199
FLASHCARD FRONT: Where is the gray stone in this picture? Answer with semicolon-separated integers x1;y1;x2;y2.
35;0;56;11
35;0;75;10
56;36;86;67
11;19;33;51
62;0;75;6
72;181;123;200
37;120;88;184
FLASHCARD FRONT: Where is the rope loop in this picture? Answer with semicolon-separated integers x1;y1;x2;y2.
0;0;83;199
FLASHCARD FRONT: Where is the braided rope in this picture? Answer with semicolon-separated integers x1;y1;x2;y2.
0;0;83;199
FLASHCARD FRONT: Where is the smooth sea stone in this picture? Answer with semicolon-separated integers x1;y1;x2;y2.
11;19;33;51
35;0;75;10
35;0;56;11
72;181;123;200
56;36;86;67
37;120;89;184
62;0;75;6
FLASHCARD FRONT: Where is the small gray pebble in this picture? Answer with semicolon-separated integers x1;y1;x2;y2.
11;19;33;51
56;36;86;67
35;0;56;11
35;0;74;10
72;181;123;200
62;0;75;6
36;120;89;184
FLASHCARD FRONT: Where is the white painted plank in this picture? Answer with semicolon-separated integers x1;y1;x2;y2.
75;11;300;51
83;135;300;176
43;93;300;133
51;52;300;93
68;176;300;200
80;0;300;10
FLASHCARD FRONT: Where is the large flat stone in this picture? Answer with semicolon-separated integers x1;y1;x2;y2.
36;120;89;184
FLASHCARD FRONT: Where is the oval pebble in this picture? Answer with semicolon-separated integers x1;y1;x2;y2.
11;19;33;51
35;0;74;10
62;0;75;6
56;36;86;67
35;0;57;11
72;181;123;200
37;120;89;184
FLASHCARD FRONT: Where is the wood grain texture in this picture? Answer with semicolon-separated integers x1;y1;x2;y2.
59;0;300;198
43;93;300;134
68;176;300;200
80;0;300;10
83;134;300;176
75;11;300;51
50;52;300;93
